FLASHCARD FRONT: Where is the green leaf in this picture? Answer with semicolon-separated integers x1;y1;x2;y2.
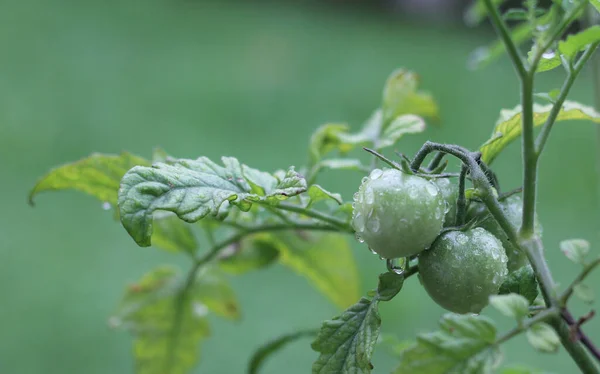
309;123;352;164
376;272;404;302
560;238;590;264
218;233;280;275
193;267;240;320
312;297;380;374
152;213;198;254
573;283;595;304
248;329;318;374
534;89;561;103
499;265;539;304
31;152;198;254
526;322;560;353
275;232;360;309
110;266;210;374
393;314;502;374
378;115;426;149
118;156;307;247
306;185;343;207
381;69;439;126
489;293;530;321
559;26;600;62
30;152;148;206
592;0;600;15
316;158;367;173
529;49;561;73
481;101;600;164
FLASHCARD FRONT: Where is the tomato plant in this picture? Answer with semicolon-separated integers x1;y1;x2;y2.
29;0;600;373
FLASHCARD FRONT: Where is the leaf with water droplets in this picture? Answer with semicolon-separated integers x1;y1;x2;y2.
118;156;307;247
111;266;210;374
480;101;600;164
393;314;501;374
499;265;539;304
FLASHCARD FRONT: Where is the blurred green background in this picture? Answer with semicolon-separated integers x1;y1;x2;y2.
1;0;599;373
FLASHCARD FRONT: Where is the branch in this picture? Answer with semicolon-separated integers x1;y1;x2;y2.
551;315;600;373
268;202;354;233
495;307;558;345
481;0;528;79
562;309;600;362
560;257;600;304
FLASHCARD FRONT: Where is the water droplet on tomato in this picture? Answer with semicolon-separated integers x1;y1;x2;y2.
370;169;383;180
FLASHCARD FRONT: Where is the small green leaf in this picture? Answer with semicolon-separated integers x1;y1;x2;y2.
481;101;600;164
110;266;210;374
489;293;530;321
193;267;240;320
312;297;380;374
529;49;561;73
499;265;539;304
559;26;600;62
526;323;560;353
394;314;501;374
306;185;343;207
30;152;148;206
152;214;198;254
381;69;439;126
218;233;280;275
118;156;307;247
378;115;426;149
469;22;533;69
534;89;561;103
309;123;352;164
560;238;590;264
376;272;404;302
573;283;595;304
248;329;318;374
275;232;360;309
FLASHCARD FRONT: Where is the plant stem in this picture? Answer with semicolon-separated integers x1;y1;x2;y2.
482;0;527;79
562;309;600;362
495;307;558;345
560;257;600;304
550;316;600;374
520;74;537;237
455;164;468;226
536;43;600;155
268;202;353;233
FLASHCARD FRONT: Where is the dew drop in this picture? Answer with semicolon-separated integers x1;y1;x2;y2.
364;187;375;204
370;169;383;180
368;246;377;255
435;207;442;220
425;183;439;196
367;217;380;233
355;233;365;243
361;177;369;184
102;202;112;211
542;50;556;59
353;212;365;232
408;187;419;199
455;233;469;245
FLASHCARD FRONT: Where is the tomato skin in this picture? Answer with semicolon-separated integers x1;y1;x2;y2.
418;227;508;314
467;195;542;272
352;168;446;259
432;178;458;227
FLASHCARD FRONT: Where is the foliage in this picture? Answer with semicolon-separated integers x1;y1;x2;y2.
29;0;600;373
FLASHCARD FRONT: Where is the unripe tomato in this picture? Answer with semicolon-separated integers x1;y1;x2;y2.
432;178;458;227
352;168;446;259
418;227;508;314
467;195;542;272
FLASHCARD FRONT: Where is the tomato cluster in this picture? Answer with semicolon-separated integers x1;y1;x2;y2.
352;168;536;314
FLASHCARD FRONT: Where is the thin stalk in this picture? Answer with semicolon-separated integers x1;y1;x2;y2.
455;164;468;226
268;202;353;233
520;74;537;237
536;43;600;155
481;0;528;79
560;257;600;304
495;307;558;345
562;309;600;362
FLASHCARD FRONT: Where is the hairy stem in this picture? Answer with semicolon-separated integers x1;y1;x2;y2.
269;202;353;233
520;74;537;237
455;164;468;226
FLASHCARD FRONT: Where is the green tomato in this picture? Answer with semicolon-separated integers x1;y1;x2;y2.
418;227;508;314
352;168;446;259
432;178;458;227
467;195;542;272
